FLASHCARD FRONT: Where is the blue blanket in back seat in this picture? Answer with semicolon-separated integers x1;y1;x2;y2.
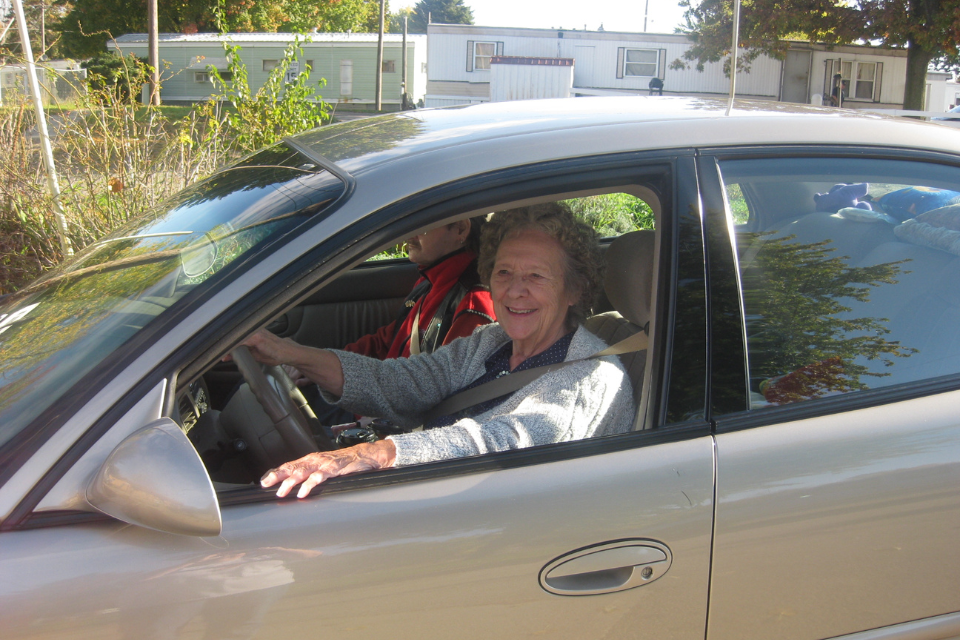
877;187;960;222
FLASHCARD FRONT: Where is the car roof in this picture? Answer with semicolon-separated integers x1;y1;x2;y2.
293;97;960;178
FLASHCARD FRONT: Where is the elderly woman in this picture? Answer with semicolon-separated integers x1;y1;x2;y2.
242;202;636;498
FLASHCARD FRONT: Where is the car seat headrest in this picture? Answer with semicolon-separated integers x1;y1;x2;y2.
603;230;655;329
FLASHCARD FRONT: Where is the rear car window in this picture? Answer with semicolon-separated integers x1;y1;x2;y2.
720;156;960;409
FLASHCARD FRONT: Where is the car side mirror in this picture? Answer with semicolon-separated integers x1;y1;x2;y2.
86;418;222;537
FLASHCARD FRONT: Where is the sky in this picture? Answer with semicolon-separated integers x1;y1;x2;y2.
463;0;688;34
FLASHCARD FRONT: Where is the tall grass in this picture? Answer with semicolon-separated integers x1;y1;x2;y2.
0;49;329;294
0;96;226;293
0;104;56;289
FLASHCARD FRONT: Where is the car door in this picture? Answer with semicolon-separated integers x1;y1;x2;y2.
0;155;717;639
700;151;960;639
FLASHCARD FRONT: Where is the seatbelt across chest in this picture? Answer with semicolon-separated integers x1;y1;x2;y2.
410;308;422;355
420;328;648;425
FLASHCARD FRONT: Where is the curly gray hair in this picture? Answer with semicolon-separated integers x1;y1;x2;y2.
478;202;603;328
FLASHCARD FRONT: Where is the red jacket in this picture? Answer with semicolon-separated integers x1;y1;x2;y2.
344;250;495;360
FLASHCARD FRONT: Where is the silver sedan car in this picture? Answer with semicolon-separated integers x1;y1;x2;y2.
2;97;960;639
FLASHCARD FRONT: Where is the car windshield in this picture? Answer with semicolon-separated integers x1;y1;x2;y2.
0;143;345;450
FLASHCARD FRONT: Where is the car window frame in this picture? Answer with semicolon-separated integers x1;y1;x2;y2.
6;149;714;531
699;145;960;434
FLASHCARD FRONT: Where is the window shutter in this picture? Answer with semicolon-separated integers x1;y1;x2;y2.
616;47;624;79
874;62;883;102
658;48;667;79
466;41;474;72
497;42;504;56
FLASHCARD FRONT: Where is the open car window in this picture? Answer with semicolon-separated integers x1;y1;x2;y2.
181;186;662;490
564;192;655;239
365;191;656;262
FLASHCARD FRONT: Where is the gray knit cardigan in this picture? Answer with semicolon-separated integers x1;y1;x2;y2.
324;323;636;467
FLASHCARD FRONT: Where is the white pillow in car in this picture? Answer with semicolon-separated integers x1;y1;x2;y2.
894;203;960;256
837;207;898;224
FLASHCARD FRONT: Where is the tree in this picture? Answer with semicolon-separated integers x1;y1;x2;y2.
388;6;415;34
56;0;196;59
0;1;69;60
408;0;473;33
55;0;385;59
674;0;960;111
740;232;916;403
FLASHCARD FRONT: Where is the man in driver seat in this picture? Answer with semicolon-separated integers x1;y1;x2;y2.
349;216;495;359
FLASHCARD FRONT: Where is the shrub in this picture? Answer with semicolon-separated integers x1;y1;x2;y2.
81;52;150;103
209;37;330;155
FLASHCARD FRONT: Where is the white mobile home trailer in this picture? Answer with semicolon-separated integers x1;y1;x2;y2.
108;32;427;109
426;24;911;110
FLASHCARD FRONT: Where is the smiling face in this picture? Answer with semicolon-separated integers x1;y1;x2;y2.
490;229;578;361
405;221;469;266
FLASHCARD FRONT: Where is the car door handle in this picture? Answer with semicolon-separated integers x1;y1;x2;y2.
539;540;673;596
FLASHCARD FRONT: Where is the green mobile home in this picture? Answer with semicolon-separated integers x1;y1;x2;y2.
107;32;427;109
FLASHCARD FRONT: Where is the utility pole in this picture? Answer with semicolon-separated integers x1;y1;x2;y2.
726;0;741;116
375;0;385;111
12;0;71;256
147;0;160;104
39;0;44;57
643;0;649;32
401;16;408;107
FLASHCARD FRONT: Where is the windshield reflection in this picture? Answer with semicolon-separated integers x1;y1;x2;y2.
0;144;345;451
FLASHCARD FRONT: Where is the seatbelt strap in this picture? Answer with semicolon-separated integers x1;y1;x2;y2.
410;308;422;355
420;328;649;425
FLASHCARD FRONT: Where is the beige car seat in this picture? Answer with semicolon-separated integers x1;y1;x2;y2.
585;230;655;404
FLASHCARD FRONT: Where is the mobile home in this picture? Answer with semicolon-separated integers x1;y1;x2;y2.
108;32;427;109
426;24;910;110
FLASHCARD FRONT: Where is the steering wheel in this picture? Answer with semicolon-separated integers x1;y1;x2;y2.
230;346;337;466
